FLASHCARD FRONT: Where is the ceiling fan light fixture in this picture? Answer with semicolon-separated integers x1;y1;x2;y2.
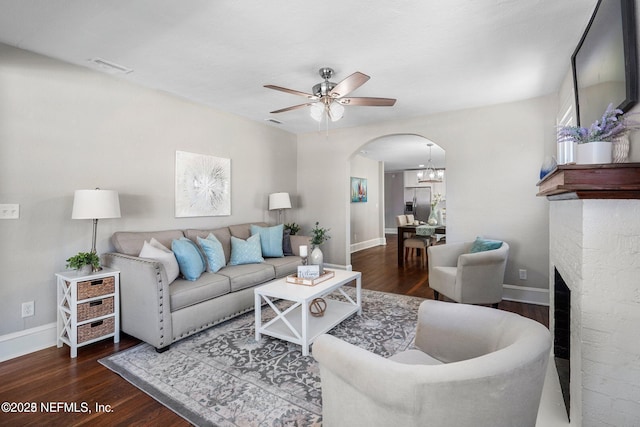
310;102;324;122
265;66;396;132
329;102;344;122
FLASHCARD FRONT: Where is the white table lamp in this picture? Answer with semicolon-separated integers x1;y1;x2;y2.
268;192;291;224
72;188;121;254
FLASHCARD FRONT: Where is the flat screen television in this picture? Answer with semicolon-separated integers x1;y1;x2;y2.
572;0;638;126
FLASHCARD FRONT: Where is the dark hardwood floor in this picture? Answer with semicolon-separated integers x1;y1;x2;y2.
0;234;548;425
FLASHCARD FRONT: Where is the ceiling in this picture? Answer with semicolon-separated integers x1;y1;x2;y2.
0;0;597;170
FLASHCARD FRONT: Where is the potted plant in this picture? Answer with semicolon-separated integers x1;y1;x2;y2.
66;251;101;274
309;222;331;274
284;223;300;235
310;221;331;247
557;104;640;164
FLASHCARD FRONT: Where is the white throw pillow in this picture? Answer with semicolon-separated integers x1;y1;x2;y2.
139;238;180;284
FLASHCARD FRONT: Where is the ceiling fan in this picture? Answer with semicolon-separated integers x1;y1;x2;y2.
264;67;396;123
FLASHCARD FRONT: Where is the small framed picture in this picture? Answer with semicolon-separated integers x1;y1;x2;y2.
297;265;320;279
351;177;367;203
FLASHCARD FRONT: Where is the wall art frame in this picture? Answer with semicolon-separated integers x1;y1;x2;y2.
350;177;367;203
175;150;231;217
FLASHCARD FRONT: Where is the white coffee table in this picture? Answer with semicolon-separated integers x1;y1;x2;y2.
254;269;362;356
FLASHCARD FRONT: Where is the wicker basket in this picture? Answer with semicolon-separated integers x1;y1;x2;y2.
75;276;115;300
77;297;114;322
77;317;114;343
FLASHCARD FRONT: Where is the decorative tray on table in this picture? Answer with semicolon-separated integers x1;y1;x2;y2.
286;269;335;286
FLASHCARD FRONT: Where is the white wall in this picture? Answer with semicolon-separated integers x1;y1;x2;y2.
0;44;297;336
384;172;405;232
297;95;556;289
349;155;384;252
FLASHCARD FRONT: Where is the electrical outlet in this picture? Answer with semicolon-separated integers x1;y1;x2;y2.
0;204;19;219
519;269;527;280
21;301;34;318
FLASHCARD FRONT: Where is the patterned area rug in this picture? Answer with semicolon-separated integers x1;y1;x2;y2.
100;288;424;426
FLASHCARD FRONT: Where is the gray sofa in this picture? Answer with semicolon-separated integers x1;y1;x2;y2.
103;222;309;351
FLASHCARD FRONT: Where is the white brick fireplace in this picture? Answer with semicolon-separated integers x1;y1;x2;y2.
549;199;640;426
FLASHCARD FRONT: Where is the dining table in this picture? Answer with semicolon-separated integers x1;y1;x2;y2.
397;224;446;266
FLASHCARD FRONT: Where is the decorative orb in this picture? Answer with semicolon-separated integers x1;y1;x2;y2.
309;298;327;317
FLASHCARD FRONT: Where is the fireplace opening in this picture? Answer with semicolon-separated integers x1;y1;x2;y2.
554;268;570;419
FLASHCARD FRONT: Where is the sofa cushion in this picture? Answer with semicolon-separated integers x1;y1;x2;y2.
230;234;264;265
185;227;232;264
251;224;284;258
197;234;226;273
139;238;180;283
112;230;185;256
289;235;312;256
217;263;275;292
172;238;206;281
169;273;231;311
263;255;302;278
229;222;268;240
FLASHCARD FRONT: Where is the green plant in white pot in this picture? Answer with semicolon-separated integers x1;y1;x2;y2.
66;252;100;274
309;222;331;274
557;104;640;164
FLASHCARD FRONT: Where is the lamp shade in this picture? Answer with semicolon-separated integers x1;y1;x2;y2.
72;189;121;219
268;192;291;210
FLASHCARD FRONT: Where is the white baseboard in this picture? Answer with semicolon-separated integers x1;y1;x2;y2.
502;284;549;306
350;237;386;253
0;322;57;363
384;228;397;235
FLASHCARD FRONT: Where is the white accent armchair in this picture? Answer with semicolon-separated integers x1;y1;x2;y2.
427;240;509;306
313;300;551;427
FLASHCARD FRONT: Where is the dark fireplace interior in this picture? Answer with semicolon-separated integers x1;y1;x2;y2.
554;268;570;419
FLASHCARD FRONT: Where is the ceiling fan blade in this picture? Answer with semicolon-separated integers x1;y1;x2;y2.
338;97;397;106
264;84;317;100
270;102;314;114
329;72;370;98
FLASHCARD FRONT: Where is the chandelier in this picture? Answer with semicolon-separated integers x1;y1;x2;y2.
417;143;444;183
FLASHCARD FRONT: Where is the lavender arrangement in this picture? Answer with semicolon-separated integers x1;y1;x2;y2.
557;104;639;144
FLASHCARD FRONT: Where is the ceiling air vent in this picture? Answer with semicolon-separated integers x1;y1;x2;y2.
88;58;133;75
265;118;283;124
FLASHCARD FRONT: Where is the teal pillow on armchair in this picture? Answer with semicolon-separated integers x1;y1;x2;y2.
469;237;503;253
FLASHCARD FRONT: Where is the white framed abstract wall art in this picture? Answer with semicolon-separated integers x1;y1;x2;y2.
175;151;231;217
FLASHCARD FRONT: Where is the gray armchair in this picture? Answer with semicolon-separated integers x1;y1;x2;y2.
427;240;509;306
313;299;551;427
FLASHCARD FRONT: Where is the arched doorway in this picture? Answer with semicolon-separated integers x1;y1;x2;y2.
348;134;446;260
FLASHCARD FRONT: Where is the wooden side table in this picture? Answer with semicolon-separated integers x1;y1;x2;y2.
55;268;120;358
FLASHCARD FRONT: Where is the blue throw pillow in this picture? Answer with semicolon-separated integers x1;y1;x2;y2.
171;238;206;281
251;224;284;258
469;237;503;253
230;234;265;265
198;234;226;273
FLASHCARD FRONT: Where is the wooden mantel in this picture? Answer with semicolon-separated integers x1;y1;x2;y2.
536;163;640;200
